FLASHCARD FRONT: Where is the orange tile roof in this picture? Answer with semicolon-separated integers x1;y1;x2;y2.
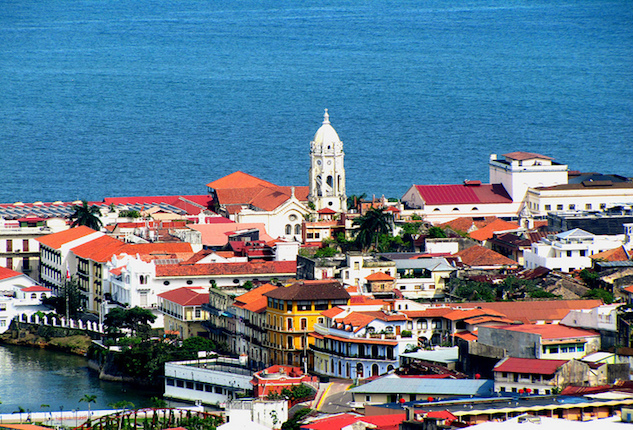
158;287;208;306
360;310;409;321
462;315;514;325
452;299;603;324
36;226;99;249
590;246;630;261
469;219;521;241
502;152;553;161
187;223;273;247
321;306;346;319
365;272;395;281
438;216;498;233
334;312;377;331
156;260;296;277
233;283;278;313
455;245;519;267
494;357;567;375
21;285;51;292
402;308;455;318
491;323;600;340
348;295;388;306
442;308;505;321
71;235;127;262
0;266;24;280
316;333;398;346
453;331;478;341
624;286;633;294
206;171;278;190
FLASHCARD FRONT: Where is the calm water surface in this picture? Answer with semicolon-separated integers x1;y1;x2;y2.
1;0;632;203
0;344;157;414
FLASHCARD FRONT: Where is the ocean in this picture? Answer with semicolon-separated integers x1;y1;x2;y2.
1;0;632;204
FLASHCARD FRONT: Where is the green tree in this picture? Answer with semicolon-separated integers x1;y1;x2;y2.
580;269;601;289
427;226;447;238
346;193;366;212
104;307;156;338
79;394;97;416
43;276;83;318
584;288;614;304
69;200;103;230
353;207;393;251
281;408;312;430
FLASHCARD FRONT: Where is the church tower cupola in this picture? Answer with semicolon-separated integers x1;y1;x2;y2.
309;109;347;212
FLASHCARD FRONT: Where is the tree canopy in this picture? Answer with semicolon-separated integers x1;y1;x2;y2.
353;207;393;251
69;200;103;230
104;307;156;338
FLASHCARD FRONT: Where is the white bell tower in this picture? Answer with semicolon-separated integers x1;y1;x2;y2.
308;109;347;212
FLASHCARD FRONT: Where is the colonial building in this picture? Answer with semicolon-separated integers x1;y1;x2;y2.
308;109;347;212
263;280;350;368
157;286;209;339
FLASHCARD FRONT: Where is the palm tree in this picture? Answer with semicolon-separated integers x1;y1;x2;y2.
79;394;97;419
353;207;393;251
346;193;367;213
13;406;25;423
69;200;103;230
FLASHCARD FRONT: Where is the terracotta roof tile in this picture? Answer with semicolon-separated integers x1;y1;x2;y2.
233;283;278;313
493;357;567;375
402;308;455;318
365;272;395;281
590;246;630;261
453;331;478;341
71;235;127;262
206;171;278;190
469;219;521;241
438;216;498;232
155;260;296;277
501;152;553;161
265;280;350;301
187;223;273;247
21;285;51;292
451;299;603;324
158;287;209;306
413;184;512;206
455;245;519;267
0;266;24;280
36;226;99;249
321;306;346;319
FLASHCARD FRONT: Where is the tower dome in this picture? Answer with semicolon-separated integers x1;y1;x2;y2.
312;109;342;149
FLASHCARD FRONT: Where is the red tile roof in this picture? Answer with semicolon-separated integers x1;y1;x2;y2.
451;299;603;324
455;245;519;267
502;152;553;161
413;184;512;206
36;226;99;249
334;312;377;331
155;260;295;277
469;219;521;241
206;171;278;190
0;266;24;280
187;223;273;247
439;216;498;233
158;287;209;306
233;283;278;313
493;357;568;375
453;331;478;341
590;246;630;261
21;285;51;292
71;235;127;262
317;208;337;214
365;272;395;281
348;295;388;306
321;306;346;319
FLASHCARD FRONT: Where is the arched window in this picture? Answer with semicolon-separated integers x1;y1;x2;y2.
31;293;37;299
294;224;301;235
372;363;379;377
452;208;460;212
327;175;333;188
285;224;291;235
357;363;364;378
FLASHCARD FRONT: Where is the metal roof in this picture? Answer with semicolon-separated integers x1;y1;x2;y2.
349;375;493;396
400;347;459;364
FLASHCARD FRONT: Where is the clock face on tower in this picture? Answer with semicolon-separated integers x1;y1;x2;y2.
317;160;322;165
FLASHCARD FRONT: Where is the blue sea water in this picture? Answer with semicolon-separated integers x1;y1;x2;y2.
1;0;632;204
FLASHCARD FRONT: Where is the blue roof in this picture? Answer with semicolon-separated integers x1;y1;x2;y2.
349;375;494;396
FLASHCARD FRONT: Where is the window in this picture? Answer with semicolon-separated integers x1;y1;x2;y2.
500;387;506;392
297;301;311;311
163;281;170;286
196;383;204;391
569;204;575;210
285;224;291;235
557;204;563;210
166;378;175;386
294;224;301;235
586;204;592;210
195;309;201;318
317;317;324;324
561;347;568;353
23;240;29;252
176;380;184;388
502;372;508;378
315;300;328;311
577;345;584;352
417;320;427;330
568;346;576;352
307;233;314;239
567;251;572;257
287;318;293;330
545;205;551;210
580;250;586;257
215;386;222;394
354;262;360;270
6;240;12;252
22;257;29;270
600;203;606;209
31;293;37;299
186;280;193;285
365;395;371;402
300;318;307;330
549;347;559;354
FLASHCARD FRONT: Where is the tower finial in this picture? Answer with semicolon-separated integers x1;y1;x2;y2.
323;108;330;124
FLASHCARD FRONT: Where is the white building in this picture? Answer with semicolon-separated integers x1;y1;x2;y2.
308;109;347;212
340;253;397;288
164;356;253;406
392;257;456;300
0;267;52;332
523;228;629;273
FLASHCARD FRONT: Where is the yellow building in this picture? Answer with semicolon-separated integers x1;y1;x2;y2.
264;280;350;367
158;286;210;339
